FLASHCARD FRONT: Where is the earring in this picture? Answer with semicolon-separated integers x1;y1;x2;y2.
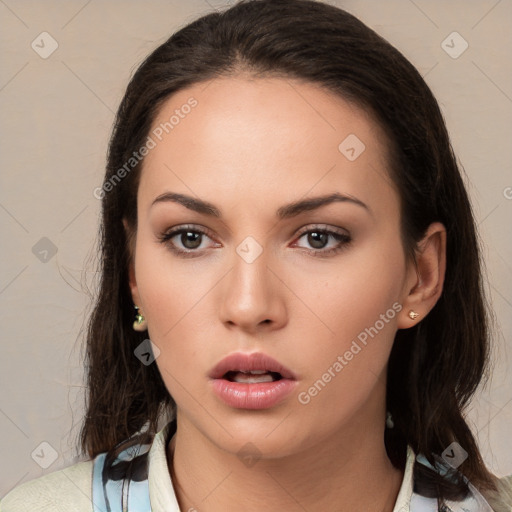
386;411;394;429
408;310;419;320
133;305;148;331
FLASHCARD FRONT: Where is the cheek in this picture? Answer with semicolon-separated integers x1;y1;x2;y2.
133;236;219;398
134;231;208;334
292;237;405;401
300;234;405;340
294;296;400;428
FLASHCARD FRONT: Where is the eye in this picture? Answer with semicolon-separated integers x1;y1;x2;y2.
293;225;352;257
157;225;218;257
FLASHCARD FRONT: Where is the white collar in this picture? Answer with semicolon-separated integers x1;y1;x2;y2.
146;421;496;511
146;421;417;511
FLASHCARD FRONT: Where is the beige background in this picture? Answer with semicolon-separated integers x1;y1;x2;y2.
0;0;511;496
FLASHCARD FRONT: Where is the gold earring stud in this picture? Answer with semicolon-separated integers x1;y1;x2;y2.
408;310;419;320
133;305;148;331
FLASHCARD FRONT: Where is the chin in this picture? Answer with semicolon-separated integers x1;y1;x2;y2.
209;412;306;459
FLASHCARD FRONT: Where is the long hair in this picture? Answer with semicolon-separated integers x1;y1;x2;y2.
79;0;499;504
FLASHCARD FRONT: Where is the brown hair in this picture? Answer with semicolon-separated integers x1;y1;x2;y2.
79;0;498;505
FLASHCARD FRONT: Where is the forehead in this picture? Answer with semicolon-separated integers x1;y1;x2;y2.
138;76;397;218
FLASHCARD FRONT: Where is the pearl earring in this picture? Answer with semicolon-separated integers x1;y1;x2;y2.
133;305;148;331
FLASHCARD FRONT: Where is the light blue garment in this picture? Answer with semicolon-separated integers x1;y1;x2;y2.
92;442;152;512
410;454;494;511
91;422;494;512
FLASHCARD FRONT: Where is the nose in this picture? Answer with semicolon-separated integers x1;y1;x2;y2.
218;244;287;334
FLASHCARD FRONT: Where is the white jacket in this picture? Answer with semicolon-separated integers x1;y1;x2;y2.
1;421;511;511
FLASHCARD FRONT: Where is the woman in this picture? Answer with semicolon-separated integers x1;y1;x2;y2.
2;0;511;510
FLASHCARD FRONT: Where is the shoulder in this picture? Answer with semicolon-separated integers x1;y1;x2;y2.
481;474;512;512
0;460;94;512
406;447;512;512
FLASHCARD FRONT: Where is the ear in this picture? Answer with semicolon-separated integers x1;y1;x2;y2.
122;217;141;307
397;222;447;329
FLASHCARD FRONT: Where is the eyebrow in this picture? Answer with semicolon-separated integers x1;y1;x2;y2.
151;191;370;219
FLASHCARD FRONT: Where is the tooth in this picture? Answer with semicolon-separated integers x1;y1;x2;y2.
233;372;274;383
235;370;267;375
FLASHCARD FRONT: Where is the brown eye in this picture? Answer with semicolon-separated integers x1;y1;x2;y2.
294;226;352;257
179;231;202;249
307;231;330;249
157;224;218;257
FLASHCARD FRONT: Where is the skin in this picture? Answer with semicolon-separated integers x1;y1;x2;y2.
125;75;446;511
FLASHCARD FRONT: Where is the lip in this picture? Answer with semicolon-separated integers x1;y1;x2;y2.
208;352;298;410
210;379;298;409
208;352;297;380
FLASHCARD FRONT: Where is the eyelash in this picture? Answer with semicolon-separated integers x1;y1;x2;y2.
156;224;352;258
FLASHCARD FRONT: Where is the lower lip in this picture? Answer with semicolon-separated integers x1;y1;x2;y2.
210;378;298;409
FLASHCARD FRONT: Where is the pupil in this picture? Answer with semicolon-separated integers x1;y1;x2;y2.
308;232;327;249
182;231;201;249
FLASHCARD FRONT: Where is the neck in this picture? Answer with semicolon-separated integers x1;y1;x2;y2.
167;415;404;512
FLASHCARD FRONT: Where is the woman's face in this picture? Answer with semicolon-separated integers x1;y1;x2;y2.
128;76;418;457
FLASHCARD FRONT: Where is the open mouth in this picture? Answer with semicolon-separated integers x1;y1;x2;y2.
223;370;283;383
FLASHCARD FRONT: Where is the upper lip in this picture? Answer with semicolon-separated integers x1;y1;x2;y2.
209;352;297;380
